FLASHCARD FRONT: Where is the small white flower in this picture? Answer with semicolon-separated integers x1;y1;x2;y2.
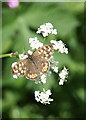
34;89;53;104
50;40;68;54
40;74;46;84
29;37;43;50
59;67;68;79
59;79;64;85
47;71;52;76
13;74;18;79
11;62;17;68
49;56;59;65
64;48;68;54
46;89;52;95
59;67;68;85
51;29;57;35
37;23;57;37
42;32;48;37
19;54;28;60
51;66;58;73
28;50;33;55
35;80;41;84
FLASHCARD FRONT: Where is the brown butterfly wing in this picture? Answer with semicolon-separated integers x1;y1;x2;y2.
12;58;28;77
12;58;39;80
33;45;53;60
32;45;53;73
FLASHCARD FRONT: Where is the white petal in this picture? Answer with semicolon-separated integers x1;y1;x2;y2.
28;50;33;55
13;75;18;79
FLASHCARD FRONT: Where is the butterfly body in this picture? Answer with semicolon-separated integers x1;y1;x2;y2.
12;45;53;80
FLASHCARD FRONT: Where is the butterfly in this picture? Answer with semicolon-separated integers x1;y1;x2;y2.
12;45;54;80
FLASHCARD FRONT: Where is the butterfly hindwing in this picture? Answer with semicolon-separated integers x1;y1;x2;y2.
25;59;39;80
12;59;28;76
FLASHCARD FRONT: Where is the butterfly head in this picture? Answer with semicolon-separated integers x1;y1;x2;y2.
28;54;33;60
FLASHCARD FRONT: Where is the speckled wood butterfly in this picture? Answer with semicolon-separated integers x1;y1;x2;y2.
12;45;53;80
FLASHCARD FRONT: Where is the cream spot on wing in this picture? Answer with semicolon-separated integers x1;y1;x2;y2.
38;51;41;54
44;51;47;54
42;67;48;72
28;74;30;77
21;62;24;66
14;70;18;73
48;48;51;51
15;65;18;69
41;56;44;59
19;67;22;71
43;46;47;50
45;57;48;59
40;49;43;53
17;73;21;76
45;54;49;57
19;64;22;67
23;70;26;73
21;70;24;73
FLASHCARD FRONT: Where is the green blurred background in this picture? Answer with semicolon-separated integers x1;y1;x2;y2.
1;2;84;119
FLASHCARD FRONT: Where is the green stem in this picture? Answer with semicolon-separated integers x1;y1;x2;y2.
0;54;11;58
41;82;46;92
43;37;47;44
0;52;19;58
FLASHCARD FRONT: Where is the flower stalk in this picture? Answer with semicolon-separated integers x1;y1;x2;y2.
0;52;19;58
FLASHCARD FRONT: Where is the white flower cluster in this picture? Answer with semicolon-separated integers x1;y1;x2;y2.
29;37;43;50
37;23;57;37
50;40;68;54
59;67;68;85
34;89;53;104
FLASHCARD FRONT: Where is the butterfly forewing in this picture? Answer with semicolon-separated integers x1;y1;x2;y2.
33;45;53;60
32;45;53;73
33;57;50;73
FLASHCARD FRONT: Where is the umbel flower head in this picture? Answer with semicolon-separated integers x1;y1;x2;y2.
11;22;69;104
59;67;68;85
50;40;68;54
29;37;43;50
35;89;53;104
37;23;57;37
